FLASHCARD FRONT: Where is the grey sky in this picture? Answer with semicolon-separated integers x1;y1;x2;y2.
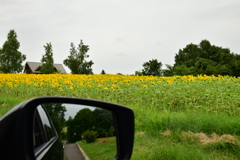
63;103;96;120
1;0;240;74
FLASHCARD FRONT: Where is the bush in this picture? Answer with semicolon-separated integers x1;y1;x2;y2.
82;130;98;143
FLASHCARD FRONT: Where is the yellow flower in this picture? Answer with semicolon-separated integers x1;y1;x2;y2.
104;87;108;90
64;80;71;84
7;82;13;87
59;87;63;91
167;80;172;84
141;85;148;88
111;85;116;89
52;83;59;87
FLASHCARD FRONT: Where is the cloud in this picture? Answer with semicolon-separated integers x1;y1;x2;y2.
193;2;240;21
115;53;127;56
115;38;124;42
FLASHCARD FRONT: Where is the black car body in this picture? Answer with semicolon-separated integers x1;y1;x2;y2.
0;103;63;160
0;96;134;160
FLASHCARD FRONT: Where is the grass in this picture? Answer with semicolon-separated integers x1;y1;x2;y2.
131;109;240;159
134;110;240;135
0;95;25;117
132;130;240;160
1;74;240;159
77;137;116;160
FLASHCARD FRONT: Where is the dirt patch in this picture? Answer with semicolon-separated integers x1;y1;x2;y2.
184;132;240;145
180;131;201;142
162;130;240;146
161;129;171;136
96;140;108;145
136;131;145;135
0;103;7;107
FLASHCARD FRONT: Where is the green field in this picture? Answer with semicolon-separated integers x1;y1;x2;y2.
77;137;116;160
1;74;240;159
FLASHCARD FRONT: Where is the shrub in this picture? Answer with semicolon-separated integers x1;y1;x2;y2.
82;130;98;143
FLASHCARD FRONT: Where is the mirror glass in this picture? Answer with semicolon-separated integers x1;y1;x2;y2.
40;103;117;160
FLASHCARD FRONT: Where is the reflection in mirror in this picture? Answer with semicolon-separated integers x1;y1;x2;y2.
42;103;116;160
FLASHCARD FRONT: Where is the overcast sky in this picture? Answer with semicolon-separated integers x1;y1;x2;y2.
1;0;240;74
63;103;96;120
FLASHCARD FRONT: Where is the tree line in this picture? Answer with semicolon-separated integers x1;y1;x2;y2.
138;40;240;77
1;29;239;76
66;107;115;143
0;30;93;74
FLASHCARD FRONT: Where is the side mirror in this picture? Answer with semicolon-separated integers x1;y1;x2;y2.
0;96;134;160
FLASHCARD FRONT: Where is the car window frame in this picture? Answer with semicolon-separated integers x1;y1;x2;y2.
34;105;59;159
33;109;47;149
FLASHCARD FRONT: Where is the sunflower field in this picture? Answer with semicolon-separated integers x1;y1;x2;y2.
0;74;240;114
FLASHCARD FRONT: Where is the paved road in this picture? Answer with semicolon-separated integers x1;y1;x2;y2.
64;143;84;160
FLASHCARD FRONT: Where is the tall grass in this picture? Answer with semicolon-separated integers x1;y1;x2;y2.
134;110;240;135
133;132;240;160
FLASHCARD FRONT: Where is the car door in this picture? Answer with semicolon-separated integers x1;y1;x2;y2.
34;105;63;160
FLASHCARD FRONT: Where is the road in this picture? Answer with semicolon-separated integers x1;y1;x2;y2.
64;143;84;160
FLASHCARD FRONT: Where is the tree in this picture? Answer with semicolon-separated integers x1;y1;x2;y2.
40;43;55;74
174;43;201;68
173;65;196;76
162;64;174;76
174;39;240;76
64;40;94;74
66;108;95;142
66;107;115;143
101;70;106;74
92;108;115;137
142;59;162;76
135;70;143;76
0;30;26;73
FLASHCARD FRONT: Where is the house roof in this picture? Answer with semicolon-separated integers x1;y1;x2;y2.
25;62;67;74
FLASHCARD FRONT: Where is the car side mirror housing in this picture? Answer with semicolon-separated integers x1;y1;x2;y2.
0;96;134;160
